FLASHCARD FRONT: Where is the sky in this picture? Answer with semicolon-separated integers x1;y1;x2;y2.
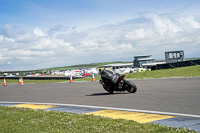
0;0;200;71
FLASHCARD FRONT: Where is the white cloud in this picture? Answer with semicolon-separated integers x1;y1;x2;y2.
16;32;38;43
0;54;10;60
0;24;23;38
149;14;180;36
48;25;69;36
177;16;200;29
125;28;153;40
33;28;46;37
16;56;31;60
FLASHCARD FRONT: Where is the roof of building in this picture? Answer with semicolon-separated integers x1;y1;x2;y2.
102;63;133;67
134;55;152;58
165;50;184;53
137;58;154;61
142;62;166;66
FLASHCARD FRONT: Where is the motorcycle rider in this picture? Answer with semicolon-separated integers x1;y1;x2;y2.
99;68;120;85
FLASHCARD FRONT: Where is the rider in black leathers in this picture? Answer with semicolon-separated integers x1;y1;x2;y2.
99;68;120;90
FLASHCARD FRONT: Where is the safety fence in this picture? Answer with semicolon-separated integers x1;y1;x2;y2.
155;59;200;70
0;76;83;80
1;74;96;86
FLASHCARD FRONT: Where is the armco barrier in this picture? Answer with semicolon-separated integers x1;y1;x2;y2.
0;76;84;80
156;59;200;70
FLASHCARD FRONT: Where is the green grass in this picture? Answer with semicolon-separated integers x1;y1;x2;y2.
125;66;200;79
0;106;197;133
75;66;200;81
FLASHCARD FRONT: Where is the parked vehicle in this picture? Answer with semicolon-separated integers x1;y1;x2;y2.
99;69;137;94
114;68;131;74
82;73;90;77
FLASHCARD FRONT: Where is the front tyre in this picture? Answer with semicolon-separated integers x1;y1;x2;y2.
103;84;114;94
123;80;137;93
105;88;114;94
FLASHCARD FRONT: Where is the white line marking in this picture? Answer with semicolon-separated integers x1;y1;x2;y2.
1;101;200;118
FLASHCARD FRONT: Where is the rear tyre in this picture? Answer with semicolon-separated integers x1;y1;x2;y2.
123;80;137;93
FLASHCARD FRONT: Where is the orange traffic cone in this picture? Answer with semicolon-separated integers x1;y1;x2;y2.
19;77;22;85
92;73;95;81
70;74;73;83
19;77;24;85
3;78;7;86
21;77;24;85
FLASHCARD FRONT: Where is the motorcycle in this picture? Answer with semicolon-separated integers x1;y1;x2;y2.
99;74;137;94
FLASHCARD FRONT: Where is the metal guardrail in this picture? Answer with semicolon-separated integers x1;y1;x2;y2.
0;76;84;80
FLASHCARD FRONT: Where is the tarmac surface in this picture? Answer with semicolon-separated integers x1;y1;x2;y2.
1;77;200;132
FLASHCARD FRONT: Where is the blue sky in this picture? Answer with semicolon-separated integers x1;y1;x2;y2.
1;0;198;31
0;0;200;71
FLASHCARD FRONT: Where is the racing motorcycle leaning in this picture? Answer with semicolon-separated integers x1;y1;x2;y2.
99;69;137;94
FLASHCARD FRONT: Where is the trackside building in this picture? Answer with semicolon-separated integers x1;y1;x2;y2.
133;55;155;68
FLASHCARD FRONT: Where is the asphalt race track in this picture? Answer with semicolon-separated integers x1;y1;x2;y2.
1;77;200;115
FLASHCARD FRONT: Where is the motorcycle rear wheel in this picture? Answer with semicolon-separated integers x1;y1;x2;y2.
123;80;137;93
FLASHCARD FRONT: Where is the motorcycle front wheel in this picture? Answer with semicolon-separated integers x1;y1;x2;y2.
105;88;114;94
123;80;137;93
103;84;114;94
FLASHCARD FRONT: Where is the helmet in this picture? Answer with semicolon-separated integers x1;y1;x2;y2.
99;68;104;74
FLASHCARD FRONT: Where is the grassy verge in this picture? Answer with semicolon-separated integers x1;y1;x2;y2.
125;66;200;79
0;106;197;133
75;66;200;81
